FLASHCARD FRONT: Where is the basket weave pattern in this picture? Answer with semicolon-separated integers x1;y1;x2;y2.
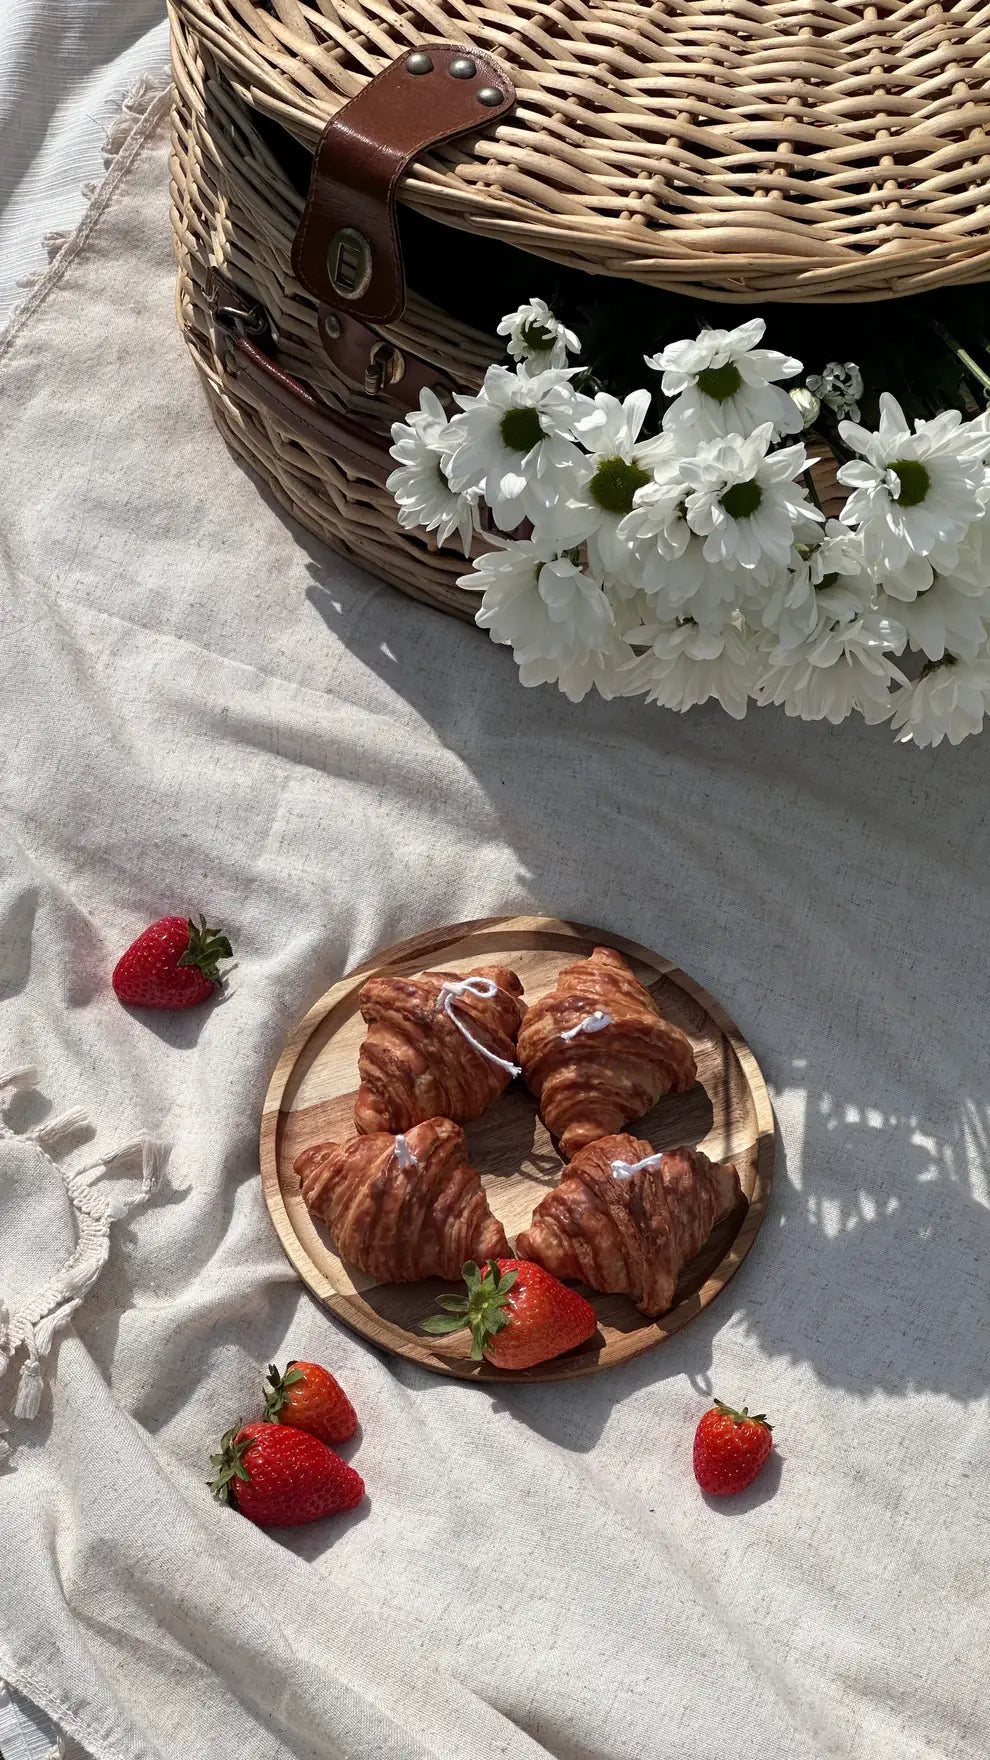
177;0;990;302
170;3;499;616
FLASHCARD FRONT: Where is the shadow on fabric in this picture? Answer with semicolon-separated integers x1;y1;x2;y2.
220;478;990;1418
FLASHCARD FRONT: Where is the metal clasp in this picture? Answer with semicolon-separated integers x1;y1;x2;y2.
207;270;277;371
327;228;374;301
364;340;406;396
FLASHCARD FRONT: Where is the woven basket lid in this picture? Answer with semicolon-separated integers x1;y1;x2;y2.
186;0;990;304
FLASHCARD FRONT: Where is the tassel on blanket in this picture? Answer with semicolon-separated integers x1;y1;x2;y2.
0;1079;168;1434
27;1108;91;1152
13;1349;43;1421
0;1068;39;1125
108;1135;167;1209
66;1134;167;1218
0;1067;38;1093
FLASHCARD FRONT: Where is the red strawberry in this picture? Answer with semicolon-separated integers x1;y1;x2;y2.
209;1421;364;1527
113;915;232;1009
262;1360;357;1445
423;1258;597;1371
693;1400;773;1496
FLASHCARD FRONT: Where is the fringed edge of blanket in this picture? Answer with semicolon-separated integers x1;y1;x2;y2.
0;71;172;359
0;1066;168;1436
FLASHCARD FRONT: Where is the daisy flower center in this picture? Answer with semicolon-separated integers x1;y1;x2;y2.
520;319;556;354
890;458;930;508
695;362;743;402
589;456;652;515
720;478;763;519
500;406;544;452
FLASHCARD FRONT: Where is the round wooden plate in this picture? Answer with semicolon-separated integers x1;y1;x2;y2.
260;917;774;1383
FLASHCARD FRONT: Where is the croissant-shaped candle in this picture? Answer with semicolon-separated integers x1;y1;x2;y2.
295;1116;510;1282
516;946;696;1157
516;1135;741;1316
353;963;524;1134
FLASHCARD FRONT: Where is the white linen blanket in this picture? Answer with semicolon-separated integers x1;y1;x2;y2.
0;99;988;1760
0;0;168;326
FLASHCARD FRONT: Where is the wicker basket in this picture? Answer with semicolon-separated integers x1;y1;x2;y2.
168;0;989;618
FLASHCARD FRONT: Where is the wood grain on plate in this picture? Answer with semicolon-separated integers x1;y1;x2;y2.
260;917;774;1383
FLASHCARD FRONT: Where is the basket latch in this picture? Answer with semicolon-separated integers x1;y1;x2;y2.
291;43;515;326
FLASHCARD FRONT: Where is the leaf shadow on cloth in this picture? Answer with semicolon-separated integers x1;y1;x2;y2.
740;1084;990;1403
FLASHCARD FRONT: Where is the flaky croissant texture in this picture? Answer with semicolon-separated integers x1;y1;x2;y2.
516;1134;740;1316
354;963;525;1135
295;1116;510;1282
517;947;697;1158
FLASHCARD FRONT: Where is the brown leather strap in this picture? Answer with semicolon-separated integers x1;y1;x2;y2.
208;263;458;414
222;333;393;486
292;44;515;325
206;292;391;482
317;305;459;410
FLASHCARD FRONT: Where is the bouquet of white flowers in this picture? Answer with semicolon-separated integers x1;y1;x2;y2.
388;300;990;747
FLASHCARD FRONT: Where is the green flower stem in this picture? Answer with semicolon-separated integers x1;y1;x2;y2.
930;320;990;398
803;465;824;513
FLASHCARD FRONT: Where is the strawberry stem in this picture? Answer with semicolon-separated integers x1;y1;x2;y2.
713;1398;772;1431
177;915;234;986
208;1426;254;1502
261;1362;305;1422
422;1260;516;1360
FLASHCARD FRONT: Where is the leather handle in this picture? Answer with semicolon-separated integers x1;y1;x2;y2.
292;44;515;324
228;334;393;486
208;263;459;414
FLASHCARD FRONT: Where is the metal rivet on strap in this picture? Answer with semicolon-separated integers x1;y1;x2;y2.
322;311;342;340
477;86;504;106
449;56;477;78
327;228;373;301
405;51;434;74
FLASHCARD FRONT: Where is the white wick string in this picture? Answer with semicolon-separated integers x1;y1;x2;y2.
561;1009;613;1042
610;1149;666;1181
437;978;521;1077
394;1134;418;1169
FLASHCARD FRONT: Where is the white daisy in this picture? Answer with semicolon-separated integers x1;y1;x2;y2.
645;535;752;629
679;424;822;576
836;394;990;585
496;298;580;374
756;615;904;724
387;388;479;555
458;535;626;702
608;586;657;640
878;573;990;663
616;464;750;626
750;520;871;649
621;618;760;719
889;654;990;746
541;390;674;581
443;365;586;532
941;500;990;587
647;318;804;441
